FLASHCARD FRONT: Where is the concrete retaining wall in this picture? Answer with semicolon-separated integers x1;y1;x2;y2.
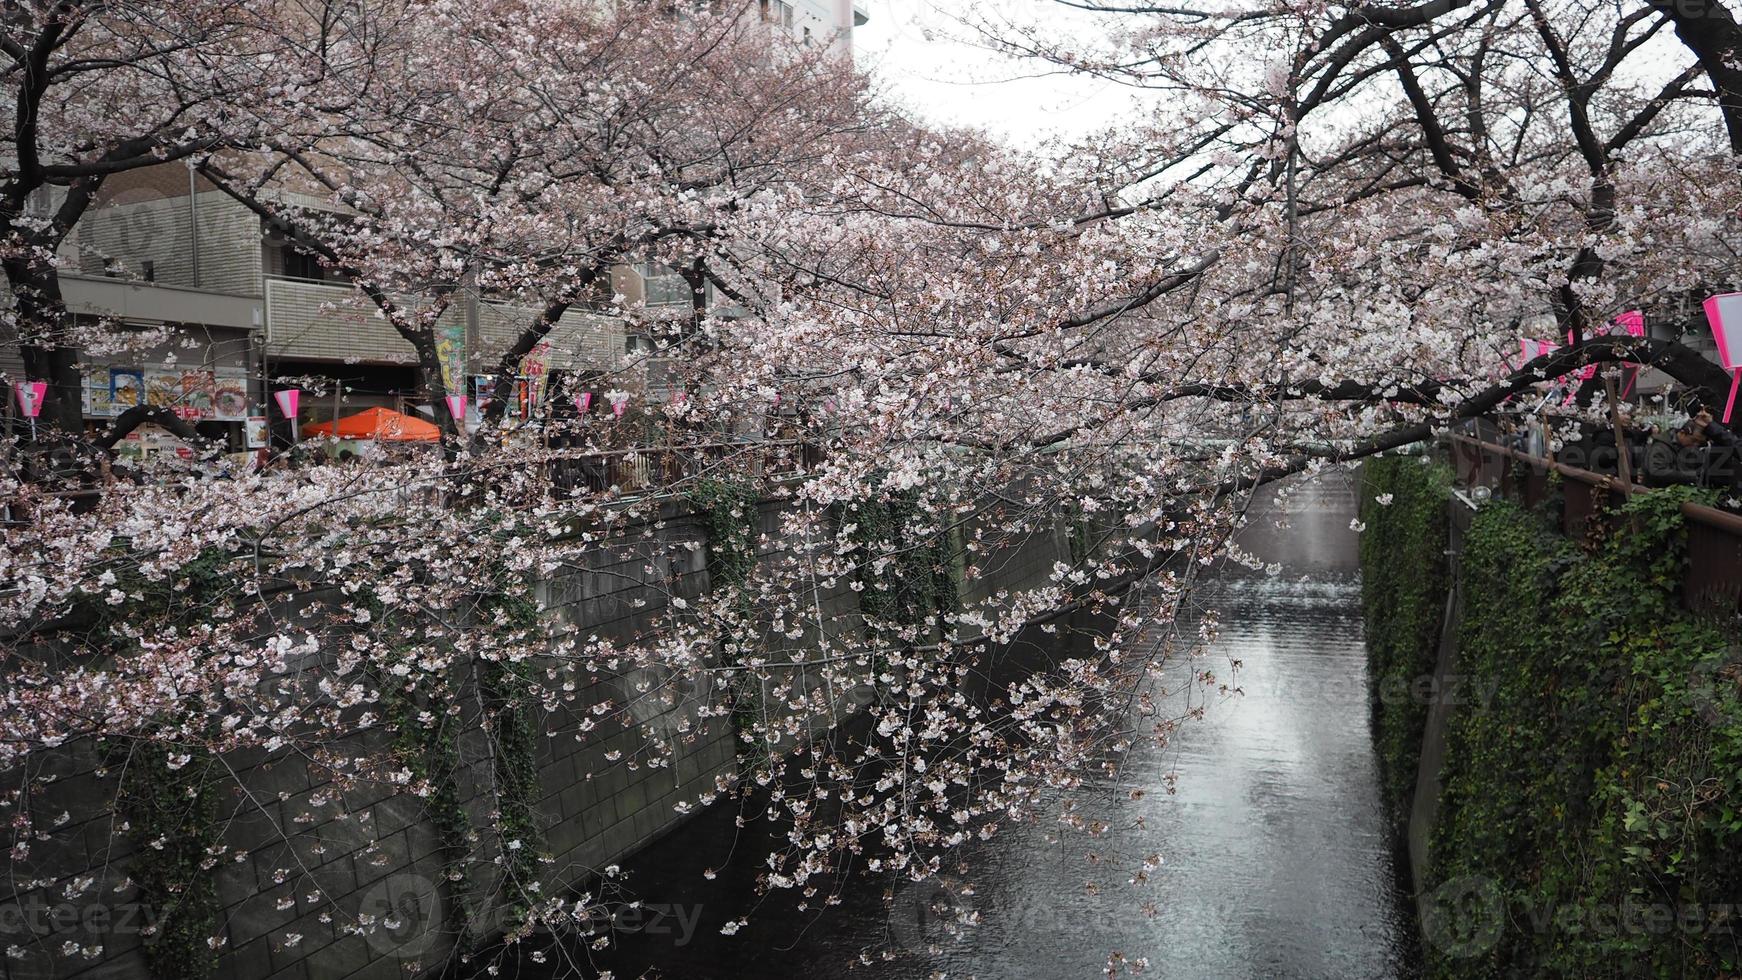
0;493;1072;980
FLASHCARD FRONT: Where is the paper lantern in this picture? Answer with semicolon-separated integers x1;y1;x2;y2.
273;388;301;420
1704;293;1742;422
1612;311;1646;398
612;398;627;418
14;381;45;418
575;392;593;414
1522;338;1595;400
445;394;467;426
1521;338;1558;362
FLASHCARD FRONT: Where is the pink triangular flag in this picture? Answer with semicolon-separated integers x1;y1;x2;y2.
15;381;46;418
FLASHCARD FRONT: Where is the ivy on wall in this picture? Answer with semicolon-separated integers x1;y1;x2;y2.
686;478;760;593
379;658;473;946
684;479;766;759
844;488;961;632
475;581;548;938
1418;491;1742;978
90;546;232;978
110;740;221;979
1357;455;1453;824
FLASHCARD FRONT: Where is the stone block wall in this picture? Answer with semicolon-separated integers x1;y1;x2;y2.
0;493;1072;980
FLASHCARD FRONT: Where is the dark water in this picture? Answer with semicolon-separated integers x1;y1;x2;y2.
516;473;1418;979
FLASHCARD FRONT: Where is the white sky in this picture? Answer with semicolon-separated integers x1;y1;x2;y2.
851;0;1147;146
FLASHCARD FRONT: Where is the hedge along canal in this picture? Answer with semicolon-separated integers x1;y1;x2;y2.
1359;454;1742;978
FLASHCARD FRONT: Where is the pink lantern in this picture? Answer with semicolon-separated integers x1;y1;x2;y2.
1523;337;1596;396
612;398;627;418
1613;310;1646;399
273;388;301;420
445;394;467;426
1521;338;1559;363
575;392;593;414
14;381;45;419
1704;293;1742;422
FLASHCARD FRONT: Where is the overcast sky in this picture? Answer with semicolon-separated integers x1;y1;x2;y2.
851;0;1146;146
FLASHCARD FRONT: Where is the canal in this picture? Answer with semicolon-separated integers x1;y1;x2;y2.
516;473;1419;978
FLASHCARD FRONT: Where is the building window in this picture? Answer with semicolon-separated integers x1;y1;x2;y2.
141;260;155;283
283;247;325;281
761;0;793;27
640;262;690;307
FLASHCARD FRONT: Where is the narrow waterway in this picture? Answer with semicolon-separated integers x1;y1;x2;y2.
517;473;1418;979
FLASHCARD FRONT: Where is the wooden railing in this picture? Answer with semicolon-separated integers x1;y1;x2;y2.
1446;432;1742;615
537;437;824;497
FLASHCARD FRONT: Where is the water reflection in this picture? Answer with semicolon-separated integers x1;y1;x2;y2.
513;472;1417;979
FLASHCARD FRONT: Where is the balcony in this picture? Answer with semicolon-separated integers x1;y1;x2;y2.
263;276;440;365
265;277;627;377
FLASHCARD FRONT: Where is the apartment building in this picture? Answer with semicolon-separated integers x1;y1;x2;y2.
762;0;869;53
10;167;652;448
3;1;870;448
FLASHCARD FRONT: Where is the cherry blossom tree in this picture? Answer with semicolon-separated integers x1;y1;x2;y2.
197;1;876;441
965;0;1742;409
5;0;1742;976
0;0;363;437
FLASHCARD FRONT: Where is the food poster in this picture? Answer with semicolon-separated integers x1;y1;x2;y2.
213;374;248;420
110;368;144;410
85;366;114;417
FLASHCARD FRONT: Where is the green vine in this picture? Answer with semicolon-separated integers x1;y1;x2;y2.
89;546;233;979
475;581;547;937
684;479;765;755
1417;490;1742;978
844;488;960;633
109;740;221;980
686;478;760;593
1357;455;1453;824
379;655;473;947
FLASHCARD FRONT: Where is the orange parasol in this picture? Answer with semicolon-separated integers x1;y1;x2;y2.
300;406;442;442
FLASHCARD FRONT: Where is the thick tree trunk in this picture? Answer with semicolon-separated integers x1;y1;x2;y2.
1649;0;1742;157
3;257;86;436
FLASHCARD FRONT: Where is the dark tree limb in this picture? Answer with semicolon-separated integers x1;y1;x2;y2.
90;405;212;451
